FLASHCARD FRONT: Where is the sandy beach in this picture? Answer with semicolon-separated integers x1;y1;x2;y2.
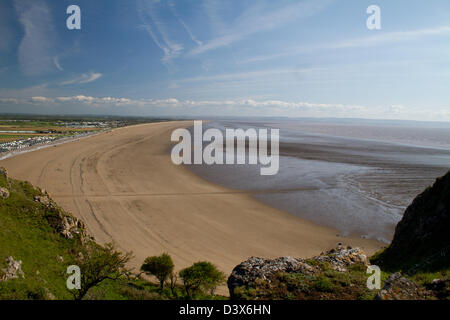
0;121;382;279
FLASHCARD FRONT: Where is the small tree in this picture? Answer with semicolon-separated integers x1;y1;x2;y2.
169;271;178;296
179;261;226;297
69;242;132;300
140;253;174;290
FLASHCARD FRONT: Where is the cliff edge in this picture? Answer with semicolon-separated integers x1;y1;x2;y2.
373;170;450;271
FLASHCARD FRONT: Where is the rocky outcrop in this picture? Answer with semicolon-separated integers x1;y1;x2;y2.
375;171;450;269
1;256;25;282
375;273;430;300
228;246;368;298
34;195;51;206
34;193;88;240
228;256;317;292
0;187;9;199
314;246;368;272
45;211;87;240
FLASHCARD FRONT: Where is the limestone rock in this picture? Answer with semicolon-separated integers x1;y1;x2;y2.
1;256;25;282
46;212;86;239
0;187;9;199
315;246;369;272
228;245;368;298
228;256;316;294
34;195;51;206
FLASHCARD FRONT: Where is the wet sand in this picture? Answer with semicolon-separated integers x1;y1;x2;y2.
0;121;382;282
189;120;450;243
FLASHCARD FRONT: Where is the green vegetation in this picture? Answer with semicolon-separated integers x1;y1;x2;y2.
179;261;226;298
0;170;223;300
232;261;378;300
140;253;174;290
1;164;447;300
69;242;133;300
0;172;81;299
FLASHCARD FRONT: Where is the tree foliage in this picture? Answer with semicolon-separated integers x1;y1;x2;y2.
179;261;225;297
69;242;132;300
140;253;174;290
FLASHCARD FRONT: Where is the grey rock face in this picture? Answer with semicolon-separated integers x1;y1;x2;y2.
228;246;368;298
314;246;368;272
34;194;88;240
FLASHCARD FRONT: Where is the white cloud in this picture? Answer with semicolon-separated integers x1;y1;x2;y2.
0;98;19;104
14;0;56;75
0;95;390;113
30;96;54;103
1;95;449;121
61;73;103;85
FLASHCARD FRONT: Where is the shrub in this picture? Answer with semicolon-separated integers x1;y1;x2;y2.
179;261;225;297
0;279;46;300
312;276;335;293
69;242;132;300
140;253;174;290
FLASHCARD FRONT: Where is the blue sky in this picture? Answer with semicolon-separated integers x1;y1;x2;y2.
1;0;450;121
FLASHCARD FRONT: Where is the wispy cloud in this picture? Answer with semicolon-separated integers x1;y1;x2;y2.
14;0;56;75
240;25;450;64
176;67;322;84
0;83;50;99
190;0;332;55
168;0;202;47
137;0;184;64
60;72;103;85
333;25;450;49
53;56;63;71
202;0;227;35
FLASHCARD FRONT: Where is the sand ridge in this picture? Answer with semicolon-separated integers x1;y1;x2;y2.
0;121;382;277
